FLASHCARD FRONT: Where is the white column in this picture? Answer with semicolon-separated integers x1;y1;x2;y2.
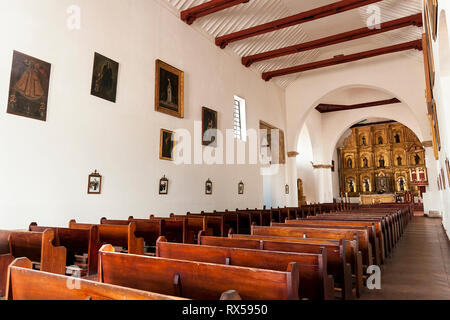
286;152;299;207
422;146;442;216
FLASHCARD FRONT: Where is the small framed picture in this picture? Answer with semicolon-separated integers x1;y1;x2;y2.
205;179;213;195
159;175;169;195
155;59;184;118
160;129;175;161
238;181;244;195
285;184;290;195
88;170;102;194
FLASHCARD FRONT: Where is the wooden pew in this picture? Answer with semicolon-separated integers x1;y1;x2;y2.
69;220;144;274
321;213;396;251
6;258;187;300
170;214;206;243
156;236;335;300
298;218;386;262
0;229;66;297
98;244;299;300
252;225;373;269
277;221;381;266
222;233;360;298
29;223;95;276
187;213;225;237
0;231;14;297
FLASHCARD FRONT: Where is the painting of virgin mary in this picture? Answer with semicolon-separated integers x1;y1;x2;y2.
7;51;51;121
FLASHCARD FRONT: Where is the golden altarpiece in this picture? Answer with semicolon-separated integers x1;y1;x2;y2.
339;122;426;201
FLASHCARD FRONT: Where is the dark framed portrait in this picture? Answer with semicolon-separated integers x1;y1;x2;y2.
90;52;119;103
285;184;290;195
159;175;169;195
446;158;450;188
442;168;446;190
7;50;51;121
205;179;213;195
88;170;102;194
160;129;175;161
155;60;184;118
427;0;438;41
202;107;218;147
238;181;244;195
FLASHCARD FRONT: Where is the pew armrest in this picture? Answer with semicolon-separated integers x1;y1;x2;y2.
343;263;354;300
0;254;14;297
325;275;335;300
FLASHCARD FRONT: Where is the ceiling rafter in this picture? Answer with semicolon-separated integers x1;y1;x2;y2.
180;0;250;25
316;98;401;113
242;13;423;67
262;39;423;81
215;0;384;49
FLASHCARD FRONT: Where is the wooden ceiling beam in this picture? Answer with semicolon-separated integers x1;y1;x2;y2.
316;98;401;113
215;0;383;49
242;13;423;67
181;0;250;25
262;39;423;81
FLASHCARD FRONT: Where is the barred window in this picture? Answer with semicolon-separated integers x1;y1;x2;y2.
233;96;247;141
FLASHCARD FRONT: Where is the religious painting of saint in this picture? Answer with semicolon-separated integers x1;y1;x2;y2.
160;129;175;161
159;175;169;195
202;107;218;147
205;179;213;195
155;60;184;118
7;51;51;121
90;52;119;103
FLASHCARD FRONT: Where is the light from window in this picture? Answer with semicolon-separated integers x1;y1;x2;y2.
233;96;247;142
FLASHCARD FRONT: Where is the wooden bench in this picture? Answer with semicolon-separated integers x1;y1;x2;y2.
0;229;66;297
69;220;144;274
278;221;381;266
29;223;95;276
98;244;299;300
157;236;334;300
301;218;386;261
5;257;187;300
252;225;373;269
222;233;361;298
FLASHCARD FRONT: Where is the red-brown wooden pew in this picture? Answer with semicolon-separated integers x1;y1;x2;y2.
156;236;335;300
98;244;299;300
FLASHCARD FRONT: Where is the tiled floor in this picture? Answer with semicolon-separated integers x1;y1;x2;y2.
361;217;450;300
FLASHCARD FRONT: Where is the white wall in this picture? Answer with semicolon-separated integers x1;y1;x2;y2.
431;5;450;238
0;0;287;229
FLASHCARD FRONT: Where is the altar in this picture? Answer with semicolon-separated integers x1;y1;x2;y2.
360;194;395;205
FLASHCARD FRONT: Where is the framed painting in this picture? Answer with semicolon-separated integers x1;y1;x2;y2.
427;0;439;41
88;170;102;194
159;175;169;195
441;168;446;190
259;121;286;165
202;107;218;147
238;181;244;195
285;184;290;195
160;129;175;161
90;52;119;103
7;50;51;121
155;60;184;118
446;158;450;188
424;1;435;88
205;179;213;195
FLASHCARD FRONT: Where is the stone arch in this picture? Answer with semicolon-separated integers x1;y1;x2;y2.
293;84;426;154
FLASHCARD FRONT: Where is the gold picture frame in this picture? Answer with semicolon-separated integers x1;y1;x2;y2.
155;59;184;118
160;129;175;161
427;0;439;41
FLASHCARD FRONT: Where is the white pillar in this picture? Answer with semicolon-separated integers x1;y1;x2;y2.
286;152;299;207
422;146;442;216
